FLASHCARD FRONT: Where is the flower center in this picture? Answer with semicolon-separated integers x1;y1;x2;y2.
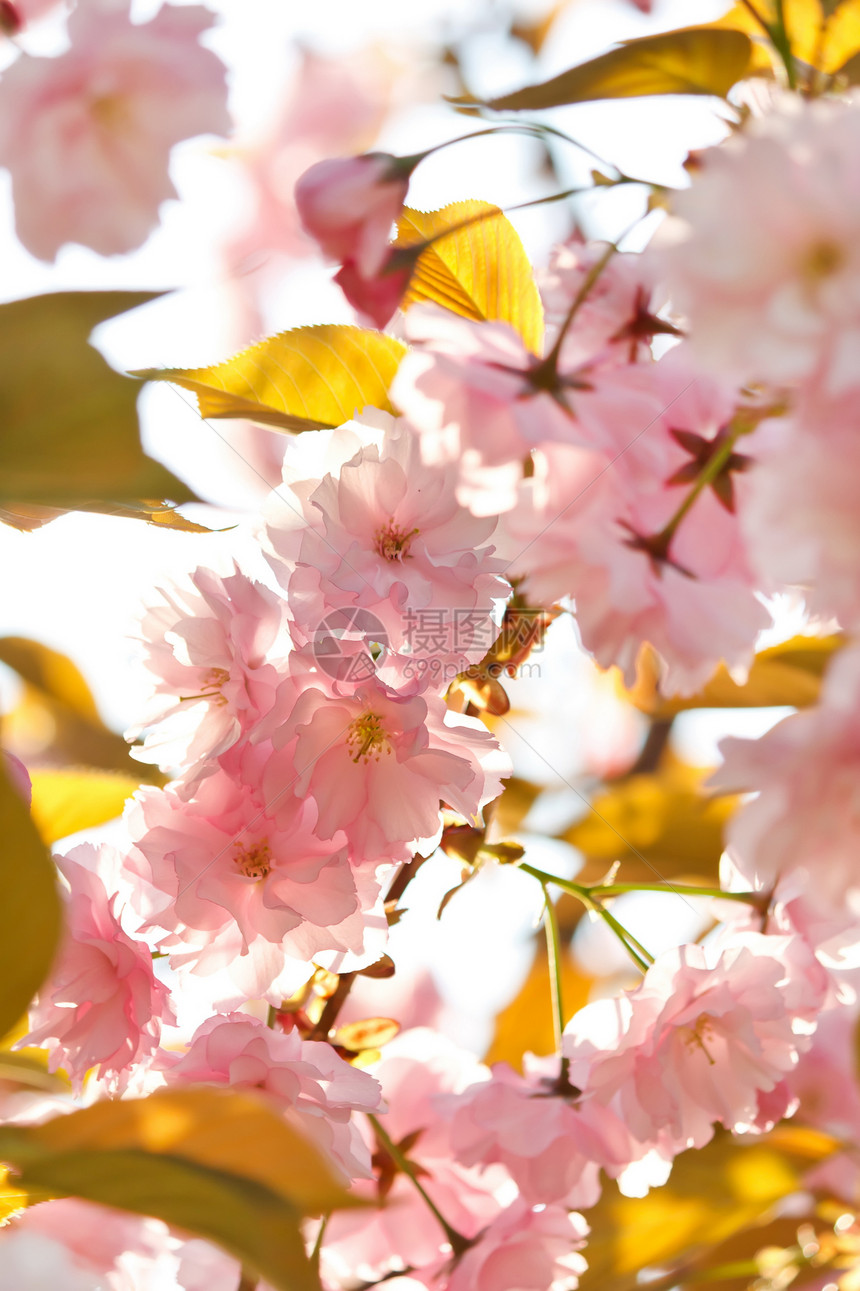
180;666;230;706
374;518;418;561
346;712;391;763
234;840;272;880
681;1012;717;1065
803;238;844;281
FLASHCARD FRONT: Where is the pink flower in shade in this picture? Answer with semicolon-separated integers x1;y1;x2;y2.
22;845;173;1092
448;1056;641;1208
538;237;677;369
335;250;415;330
269;677;507;860
446;1201;589;1291
391;305;665;514
741;391;860;628
0;1;230;260
657;93;860;389
126;563;292;776
285;421;509;675
563;931;826;1153
3;750;31;805
321;1030;512;1287
159;1013;383;1182
0;1231;102;1291
124;767;388;1006
295;152;411;276
498;355;769;695
711;644;860;904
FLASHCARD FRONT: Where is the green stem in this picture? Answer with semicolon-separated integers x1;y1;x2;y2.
771;0;798;88
652;424;746;555
598;906;654;971
595;882;768;908
367;1114;470;1257
536;238;620;376
541;885;576;1092
310;1214;329;1271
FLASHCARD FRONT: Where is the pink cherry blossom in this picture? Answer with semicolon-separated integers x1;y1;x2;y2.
391;304;666;514
321;1029;512;1287
0;1231;102;1291
126;563;292;776
0;1;230;260
269;677;507;860
497;355;769;694
712;643;860;902
539;236;677;369
295;152;411;276
657;93;860;388
448;1056;640;1207
284;421;508;675
11;1200;172;1291
741;390;860;627
159;1013;383;1181
446;1201;589;1291
563;931;826;1153
22;844;173;1092
124;768;387;1005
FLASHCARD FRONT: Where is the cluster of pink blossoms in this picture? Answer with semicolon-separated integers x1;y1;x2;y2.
12;41;860;1291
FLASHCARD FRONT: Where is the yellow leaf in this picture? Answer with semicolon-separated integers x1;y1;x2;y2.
563;759;736;885
578;1128;836;1291
466;27;753;111
0;1167;30;1224
624;635;843;717
486;943;592;1070
0;764;63;1039
136;326;406;433
0;1088;362;1291
6;1087;355;1216
0;636;101;723
0;291;193;509
714;0;860;73
395;202;544;355
0;636;160;781
29;768;141;844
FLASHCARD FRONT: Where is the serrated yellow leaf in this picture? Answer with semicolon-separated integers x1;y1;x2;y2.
136;326;406;433
396;201;544;355
0;764;63;1039
470;27;753;111
29;768;141;844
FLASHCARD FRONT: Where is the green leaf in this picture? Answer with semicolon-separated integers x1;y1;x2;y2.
0;291;195;509
395;202;544;355
0;763;62;1039
29;768;141;844
0;1087;362;1291
467;27;753;111
135;325;407;433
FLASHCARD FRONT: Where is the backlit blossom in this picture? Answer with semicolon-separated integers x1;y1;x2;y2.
322;1029;512;1286
563;931;826;1152
659;93;860;388
23;845;173;1092
271;677;507;859
712;643;860;901
160;1013;383;1181
124;770;387;1004
285;421;508;674
0;1;231;260
446;1201;589;1291
127;563;292;776
449;1056;639;1207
